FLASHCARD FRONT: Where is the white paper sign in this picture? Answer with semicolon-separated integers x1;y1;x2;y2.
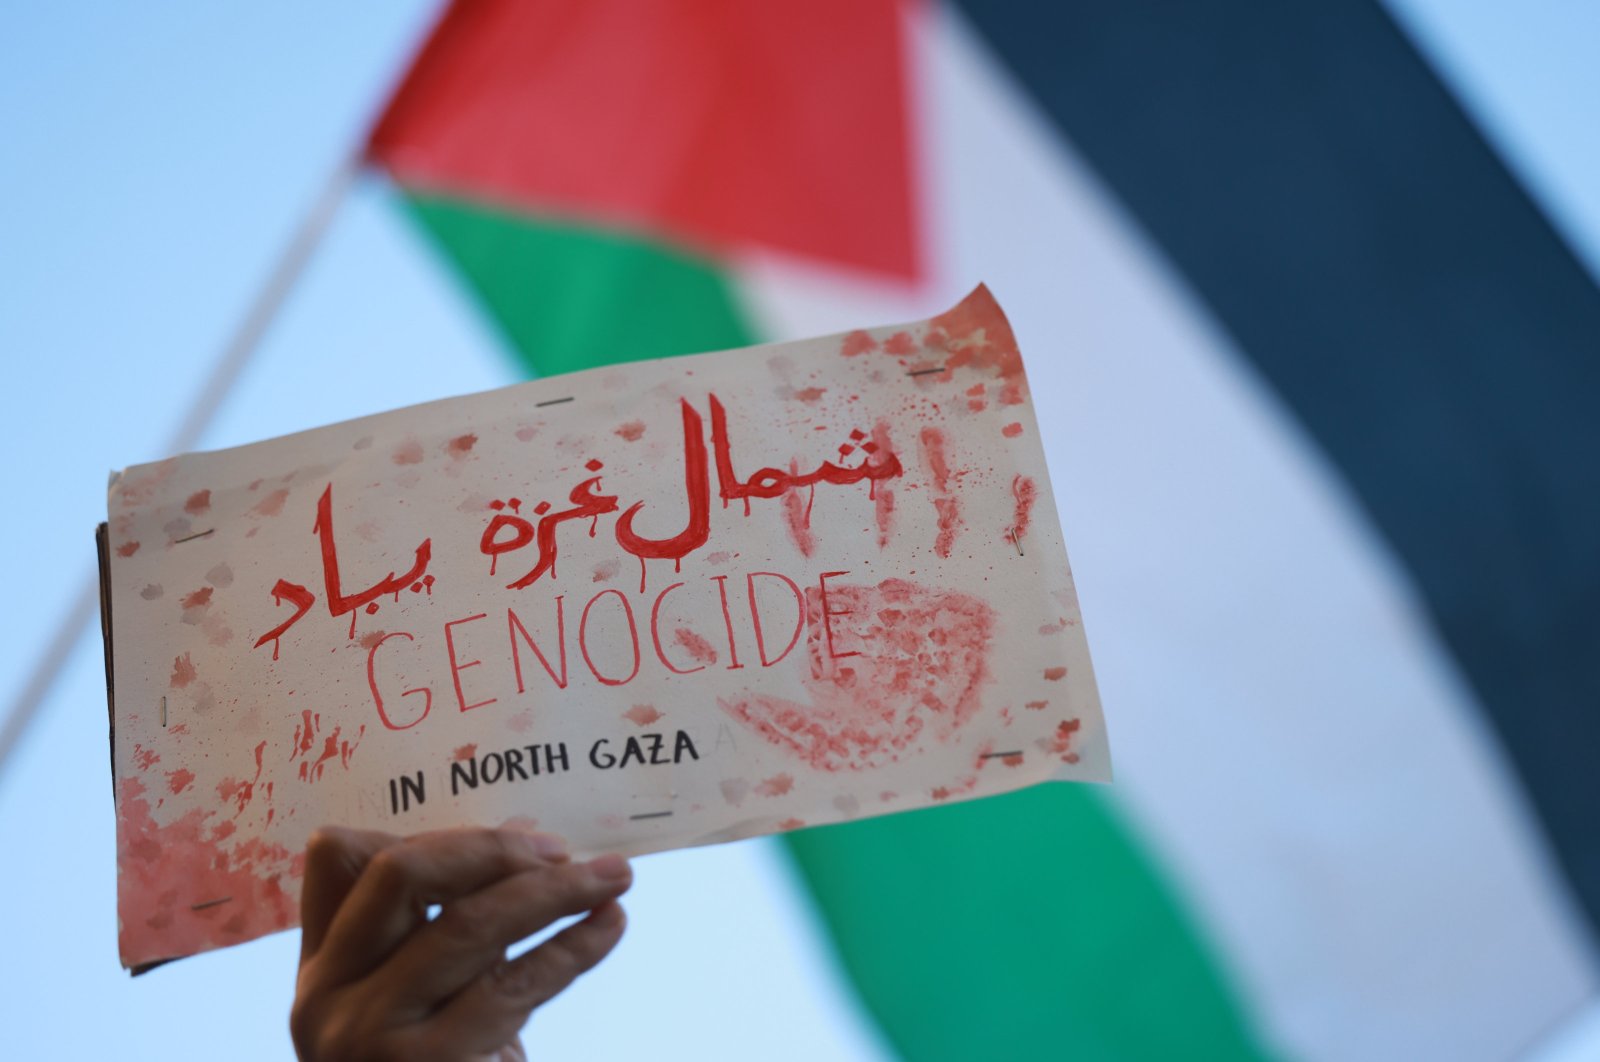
104;285;1107;967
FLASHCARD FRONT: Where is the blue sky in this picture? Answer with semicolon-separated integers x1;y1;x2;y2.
0;2;1596;1058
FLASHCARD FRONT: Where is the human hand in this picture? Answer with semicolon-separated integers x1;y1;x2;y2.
290;826;631;1061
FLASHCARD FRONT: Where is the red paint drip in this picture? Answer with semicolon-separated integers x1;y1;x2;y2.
453;743;478;762
1011;475;1037;542
918;427;963;558
446;432;478;458
184;489;212;515
1002;422;1023;438
116;541;140;558
1044;667;1067;681
872;420;897;549
781;460;815;558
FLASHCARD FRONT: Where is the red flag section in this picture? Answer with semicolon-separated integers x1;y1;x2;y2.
369;0;921;280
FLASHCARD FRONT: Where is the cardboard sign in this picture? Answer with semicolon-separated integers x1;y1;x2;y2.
102;285;1108;968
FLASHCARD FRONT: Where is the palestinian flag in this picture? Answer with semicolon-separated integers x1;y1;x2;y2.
365;1;1600;1058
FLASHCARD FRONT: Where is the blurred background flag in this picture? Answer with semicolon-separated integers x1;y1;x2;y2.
359;1;1600;1058
2;1;1597;1059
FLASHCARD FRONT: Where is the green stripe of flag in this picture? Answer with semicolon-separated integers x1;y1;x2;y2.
398;188;1273;1062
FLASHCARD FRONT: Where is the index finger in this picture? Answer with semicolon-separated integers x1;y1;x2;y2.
313;827;569;988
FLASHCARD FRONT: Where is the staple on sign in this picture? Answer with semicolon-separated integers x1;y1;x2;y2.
189;897;232;911
160;696;167;728
173;528;215;544
982;751;1023;760
629;811;673;820
535;396;575;408
1009;528;1025;556
907;366;945;377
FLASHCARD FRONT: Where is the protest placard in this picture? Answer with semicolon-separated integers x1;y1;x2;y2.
102;285;1107;968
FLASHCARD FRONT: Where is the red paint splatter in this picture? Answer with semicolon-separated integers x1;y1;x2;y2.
514;425;538;442
446;433;478;458
933;285;1030;405
792;386;826;402
1002;422;1023;438
1025;700;1048;711
883;331;915;355
720;579;995;772
289;711;360;783
116;541;140;558
115;776;298;968
593;559;621;583
216;740;268;816
132;744;160;772
392;439;424;465
756;773;795;797
1044;667;1068;681
251;489;289;517
1011;475;1038;542
1038;618;1067;635
290;710;316;760
623;705;662;727
840;330;878;357
180;587;213;610
777;818;806;831
674;627;719;665
453;743;478;762
932;775;980;801
170;653;197;689
184;489;211;515
166;768;195;795
615;421;646;441
1042;718;1082;763
357;630;386;650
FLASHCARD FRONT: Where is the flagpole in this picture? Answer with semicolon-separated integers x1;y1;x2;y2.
0;154;362;780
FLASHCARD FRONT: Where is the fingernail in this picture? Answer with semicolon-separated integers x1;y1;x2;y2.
588;853;632;883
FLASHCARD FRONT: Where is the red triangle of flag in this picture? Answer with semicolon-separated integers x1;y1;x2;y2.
370;0;921;280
